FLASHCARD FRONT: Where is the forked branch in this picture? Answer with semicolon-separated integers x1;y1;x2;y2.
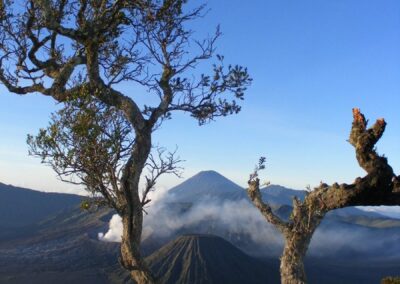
248;109;400;237
141;146;183;207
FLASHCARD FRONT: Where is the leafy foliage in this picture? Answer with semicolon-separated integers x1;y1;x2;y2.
28;90;133;208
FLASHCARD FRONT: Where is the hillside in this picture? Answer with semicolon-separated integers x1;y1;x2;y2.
0;204;125;284
146;234;279;284
0;182;82;229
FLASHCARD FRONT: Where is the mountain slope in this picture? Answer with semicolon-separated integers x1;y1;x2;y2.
260;185;306;205
0;182;82;229
146;234;279;284
0;204;128;284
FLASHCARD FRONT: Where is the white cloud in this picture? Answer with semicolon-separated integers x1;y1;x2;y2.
99;196;283;256
98;196;400;259
98;214;123;242
98;186;170;243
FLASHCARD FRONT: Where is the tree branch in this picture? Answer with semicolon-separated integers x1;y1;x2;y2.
141;145;183;208
249;109;400;239
310;108;399;210
248;178;289;234
247;157;289;234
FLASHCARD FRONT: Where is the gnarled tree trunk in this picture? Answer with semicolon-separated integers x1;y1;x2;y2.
248;109;400;284
280;233;310;284
118;131;156;284
121;213;155;284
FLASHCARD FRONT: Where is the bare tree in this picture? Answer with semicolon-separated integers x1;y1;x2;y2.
0;1;251;283
248;108;400;284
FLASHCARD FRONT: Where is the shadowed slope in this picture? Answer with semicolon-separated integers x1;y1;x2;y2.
0;182;82;228
146;234;279;284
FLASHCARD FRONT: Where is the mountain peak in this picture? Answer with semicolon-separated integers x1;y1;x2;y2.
166;170;246;202
195;170;223;176
190;170;231;180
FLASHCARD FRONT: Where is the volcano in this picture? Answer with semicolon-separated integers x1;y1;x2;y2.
166;170;246;202
146;234;279;284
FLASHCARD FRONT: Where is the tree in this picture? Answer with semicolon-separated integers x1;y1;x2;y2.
247;109;400;284
0;1;251;283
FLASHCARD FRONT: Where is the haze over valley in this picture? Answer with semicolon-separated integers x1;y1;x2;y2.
1;171;399;283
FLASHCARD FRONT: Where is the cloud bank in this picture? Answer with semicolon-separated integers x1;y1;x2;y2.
98;190;400;258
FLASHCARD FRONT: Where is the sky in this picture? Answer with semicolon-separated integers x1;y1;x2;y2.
0;0;400;196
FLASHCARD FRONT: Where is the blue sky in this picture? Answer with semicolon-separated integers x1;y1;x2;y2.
0;0;400;195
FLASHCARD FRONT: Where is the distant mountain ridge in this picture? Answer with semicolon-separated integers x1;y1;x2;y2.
166;170;306;205
0;182;82;229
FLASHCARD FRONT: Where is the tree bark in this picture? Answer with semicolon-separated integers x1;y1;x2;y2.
280;232;313;284
121;214;155;284
119;130;156;284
